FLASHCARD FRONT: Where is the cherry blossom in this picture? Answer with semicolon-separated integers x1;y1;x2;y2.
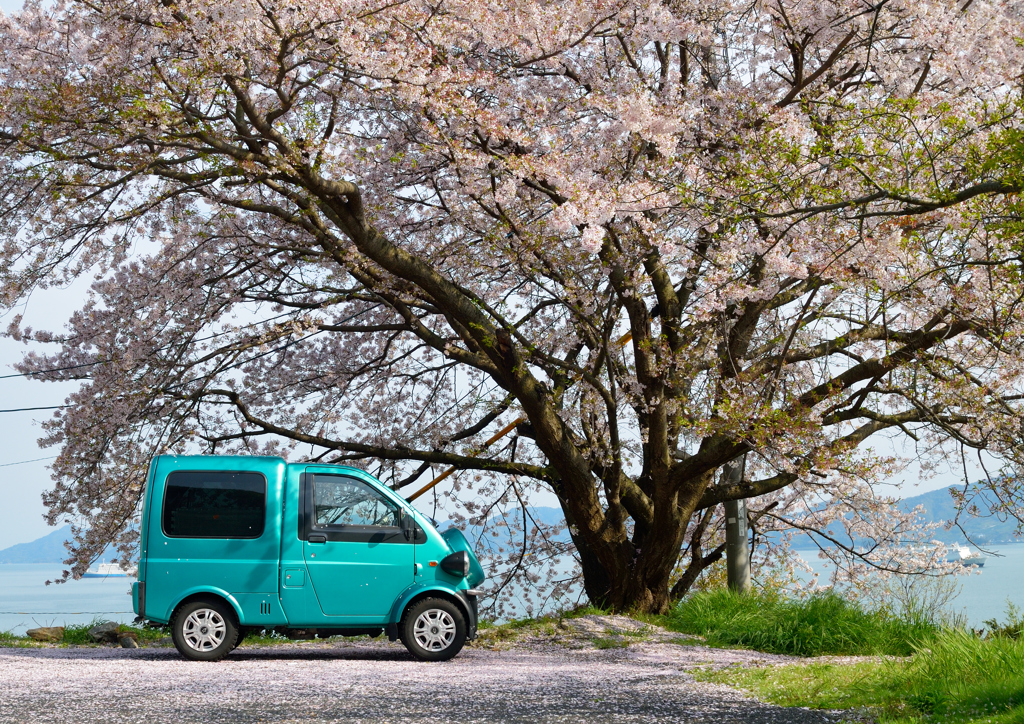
0;0;1022;612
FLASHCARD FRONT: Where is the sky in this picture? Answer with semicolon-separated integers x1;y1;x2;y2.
0;284;86;549
0;0;991;551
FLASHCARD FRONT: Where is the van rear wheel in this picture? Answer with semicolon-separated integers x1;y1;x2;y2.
232;626;250;651
171;599;239;662
400;598;466;662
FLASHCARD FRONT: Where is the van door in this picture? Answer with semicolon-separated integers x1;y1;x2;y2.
300;472;413;621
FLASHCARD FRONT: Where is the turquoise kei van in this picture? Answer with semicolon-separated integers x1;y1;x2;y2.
133;455;485;661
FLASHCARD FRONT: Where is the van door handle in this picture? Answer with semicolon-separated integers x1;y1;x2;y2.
308;534;327;543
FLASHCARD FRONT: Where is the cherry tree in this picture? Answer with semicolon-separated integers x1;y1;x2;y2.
1;0;1023;612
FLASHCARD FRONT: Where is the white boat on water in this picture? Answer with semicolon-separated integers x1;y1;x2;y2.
82;562;133;578
947;544;987;567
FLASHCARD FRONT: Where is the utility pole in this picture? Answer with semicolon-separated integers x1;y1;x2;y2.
723;455;751;594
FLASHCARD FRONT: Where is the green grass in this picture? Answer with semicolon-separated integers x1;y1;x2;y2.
695;661;881;710
0;622;389;648
698;628;1024;723
592;636;630;649
0;620;169;647
0;629;42;648
61;620;167;645
240;629;286;645
870;628;1024;722
475;591;933;656
660;589;937;656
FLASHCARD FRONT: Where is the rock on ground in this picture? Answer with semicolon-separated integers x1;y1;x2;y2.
0;639;858;724
87;622;120;644
24;628;64;643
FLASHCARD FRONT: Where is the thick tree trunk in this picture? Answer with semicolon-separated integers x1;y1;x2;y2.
559;503;614;607
572;532;614;607
572;539;675;613
560;497;692;615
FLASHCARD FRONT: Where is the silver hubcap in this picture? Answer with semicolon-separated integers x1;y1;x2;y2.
413;609;456;652
182;608;227;652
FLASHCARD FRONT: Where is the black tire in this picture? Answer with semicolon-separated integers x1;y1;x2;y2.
232;626;250;651
399;597;467;662
171;598;239;662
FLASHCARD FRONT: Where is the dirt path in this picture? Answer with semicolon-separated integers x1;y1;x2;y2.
0;636;859;724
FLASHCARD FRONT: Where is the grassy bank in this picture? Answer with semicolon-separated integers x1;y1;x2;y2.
470;589;936;657
698;628;1024;723
676;592;1024;723
657;588;936;656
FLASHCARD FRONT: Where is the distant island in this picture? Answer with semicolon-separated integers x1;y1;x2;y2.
894;485;1022;546
771;486;1021;550
1;486;1020;564
0;525;73;564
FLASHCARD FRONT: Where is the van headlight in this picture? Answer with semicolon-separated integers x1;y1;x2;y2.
440;550;470;577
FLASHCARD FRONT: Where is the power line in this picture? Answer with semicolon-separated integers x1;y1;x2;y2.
0;456;56;467
0;361;102;380
0;310;315;382
0;405;67;413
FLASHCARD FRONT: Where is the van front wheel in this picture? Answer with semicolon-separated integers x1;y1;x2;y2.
400;598;467;662
171;599;239;662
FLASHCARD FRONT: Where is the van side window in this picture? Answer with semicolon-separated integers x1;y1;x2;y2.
313;476;399;528
163;471;266;538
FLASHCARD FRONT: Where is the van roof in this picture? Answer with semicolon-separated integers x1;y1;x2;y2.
153;455;371;476
156;454;287;462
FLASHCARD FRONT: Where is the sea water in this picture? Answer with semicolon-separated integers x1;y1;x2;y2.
797;541;1024;628
0;564;135;635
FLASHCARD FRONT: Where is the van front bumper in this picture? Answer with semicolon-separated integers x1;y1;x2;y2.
457;589;479;641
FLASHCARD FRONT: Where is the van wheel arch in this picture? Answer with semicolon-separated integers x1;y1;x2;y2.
400;590;472;628
171;593;241;629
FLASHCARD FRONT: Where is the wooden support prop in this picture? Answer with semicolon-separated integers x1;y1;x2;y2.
406;417;525;502
405;331;634;503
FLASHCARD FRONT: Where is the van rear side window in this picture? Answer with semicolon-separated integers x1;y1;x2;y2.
162;471;266;538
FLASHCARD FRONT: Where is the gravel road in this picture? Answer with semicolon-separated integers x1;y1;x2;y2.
0;637;859;724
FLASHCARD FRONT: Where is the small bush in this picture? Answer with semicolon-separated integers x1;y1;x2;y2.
983;601;1024;640
663;588;937;656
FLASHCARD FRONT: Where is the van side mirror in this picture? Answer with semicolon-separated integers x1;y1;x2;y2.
400;511;416;540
